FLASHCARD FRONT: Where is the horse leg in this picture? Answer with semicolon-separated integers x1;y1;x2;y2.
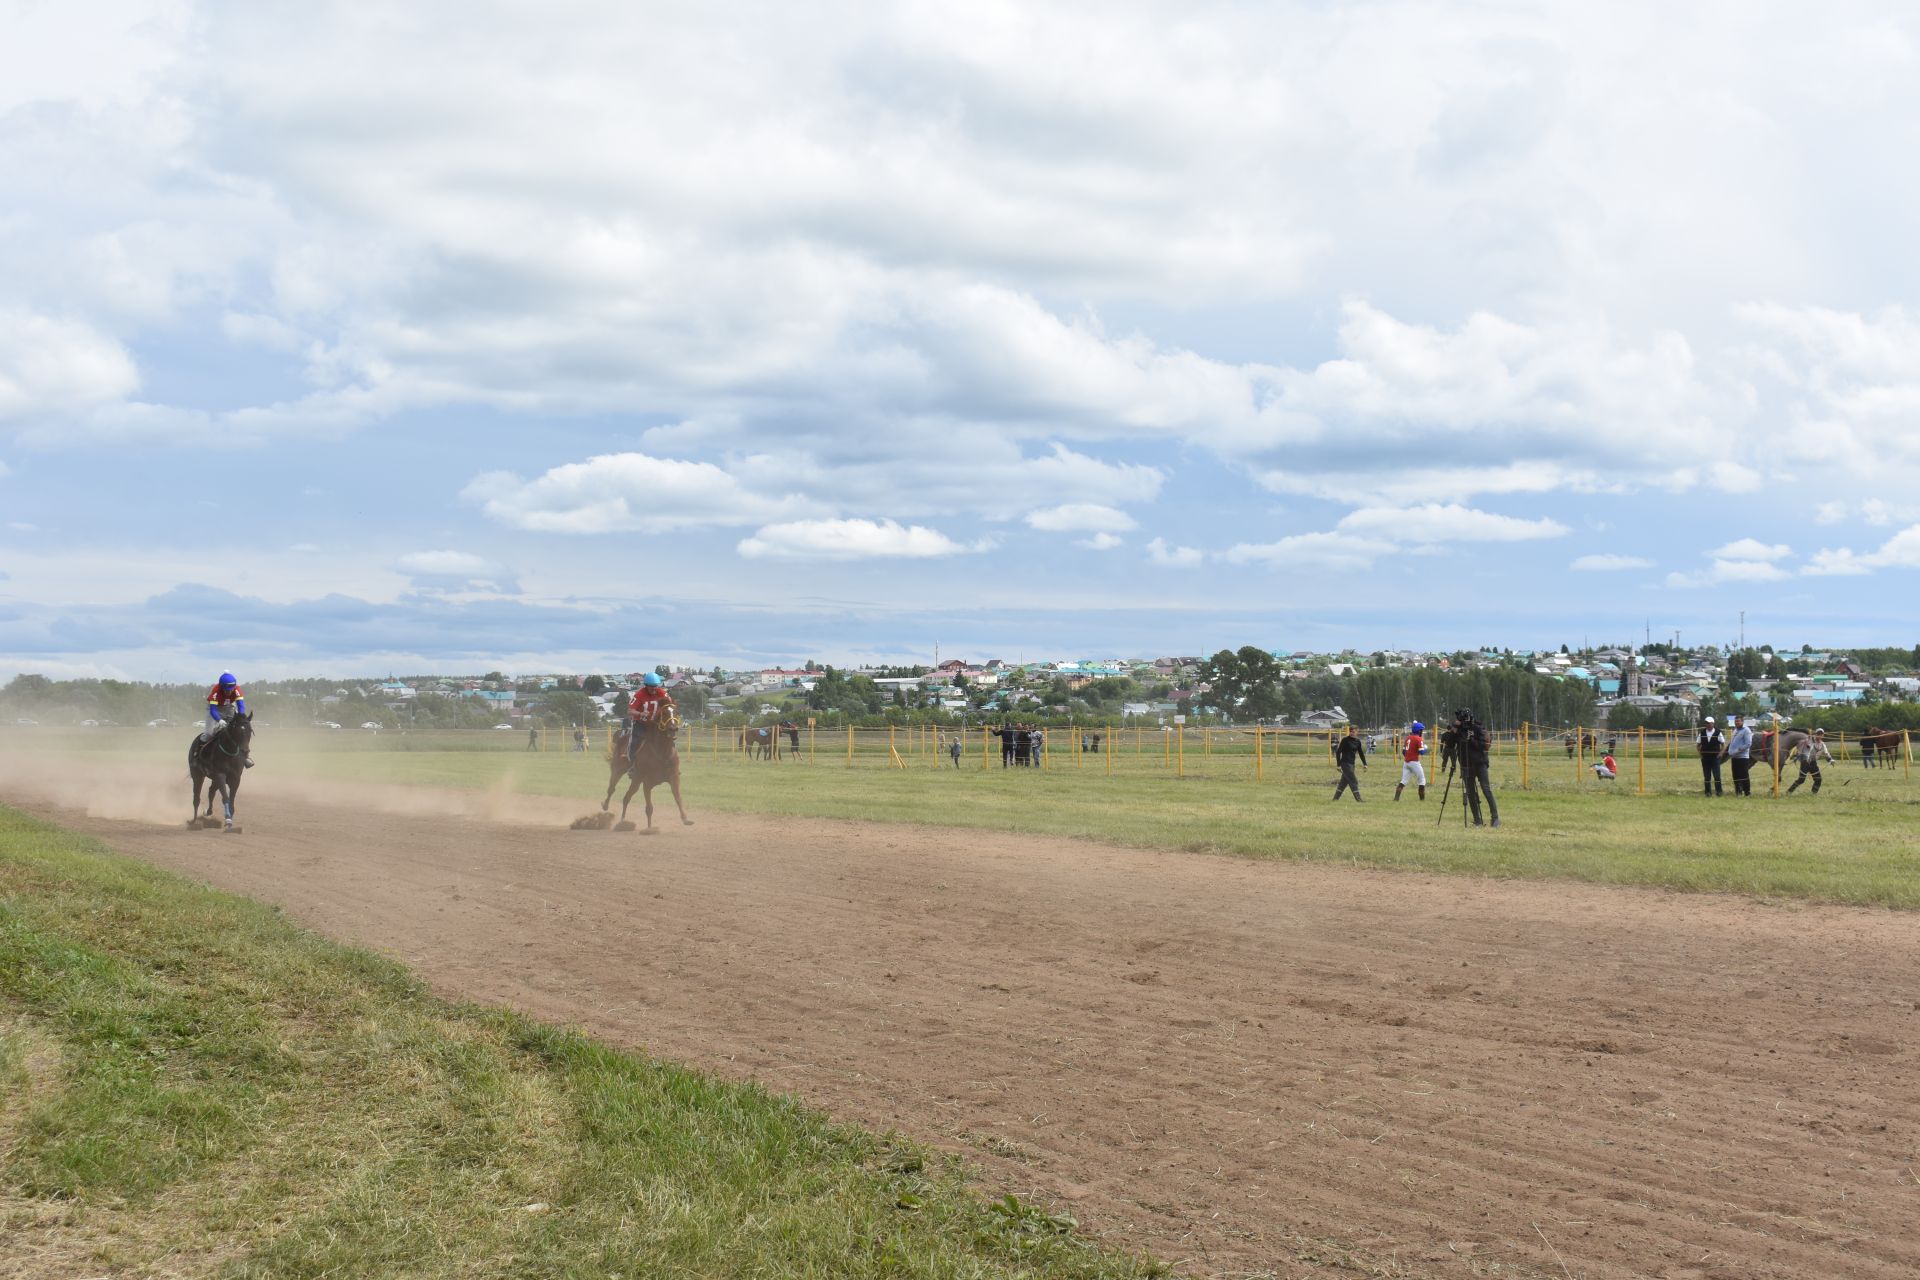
601;762;621;811
616;774;641;828
641;781;657;834
191;768;205;826
667;770;693;826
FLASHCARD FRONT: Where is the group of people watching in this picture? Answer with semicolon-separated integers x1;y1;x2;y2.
1697;715;1834;796
992;724;1046;767
1332;709;1499;827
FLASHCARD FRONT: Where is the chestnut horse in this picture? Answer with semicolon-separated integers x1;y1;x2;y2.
603;719;693;833
1859;726;1903;768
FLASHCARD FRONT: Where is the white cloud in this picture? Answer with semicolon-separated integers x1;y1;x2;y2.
1025;503;1138;534
736;518;980;561
393;549;514;590
1814;501;1849;525
1335;503;1569;544
0;311;140;424
1803;523;1920;576
1077;532;1124;551
1220;532;1396;573
464;452;818;534
1709;538;1790;562
1666;558;1792;588
1569;554;1653;571
1145;537;1203;568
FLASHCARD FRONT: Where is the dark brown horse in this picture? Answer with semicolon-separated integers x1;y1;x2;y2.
603;719;693;833
187;711;254;832
1562;731;1596;759
1859;726;1903;768
738;725;774;760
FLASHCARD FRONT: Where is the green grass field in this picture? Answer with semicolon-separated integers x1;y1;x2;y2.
0;803;1158;1278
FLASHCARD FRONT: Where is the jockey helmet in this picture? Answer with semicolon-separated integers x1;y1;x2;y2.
1410;721;1424;734
642;672;663;687
218;672;237;686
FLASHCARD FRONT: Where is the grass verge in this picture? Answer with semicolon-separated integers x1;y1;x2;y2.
0;803;1159;1279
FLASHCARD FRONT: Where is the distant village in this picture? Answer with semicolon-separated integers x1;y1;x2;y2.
275;642;1920;731
7;642;1917;734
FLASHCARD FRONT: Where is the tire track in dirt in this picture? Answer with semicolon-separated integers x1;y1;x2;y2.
4;766;1917;1279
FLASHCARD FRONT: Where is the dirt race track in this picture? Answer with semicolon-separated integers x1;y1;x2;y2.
6;766;1919;1280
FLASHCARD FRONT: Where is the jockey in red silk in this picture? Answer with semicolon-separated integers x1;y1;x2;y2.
200;671;254;767
626;672;674;762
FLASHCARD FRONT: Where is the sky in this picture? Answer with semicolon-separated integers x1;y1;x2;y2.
4;1;1920;681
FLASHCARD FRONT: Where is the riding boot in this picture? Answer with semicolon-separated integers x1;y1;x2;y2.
1393;784;1404;801
1418;785;1426;800
244;755;255;769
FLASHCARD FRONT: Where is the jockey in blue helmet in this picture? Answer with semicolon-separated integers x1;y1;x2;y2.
200;671;255;767
625;671;674;762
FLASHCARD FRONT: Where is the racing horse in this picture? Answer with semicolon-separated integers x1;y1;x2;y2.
187;710;254;831
738;725;775;760
604;716;693;833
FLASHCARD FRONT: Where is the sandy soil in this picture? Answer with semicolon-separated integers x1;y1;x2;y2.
4;760;1917;1279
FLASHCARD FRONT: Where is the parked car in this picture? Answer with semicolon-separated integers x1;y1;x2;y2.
360;721;382;731
13;717;36;726
318;721;342;730
492;723;514;730
147;718;173;728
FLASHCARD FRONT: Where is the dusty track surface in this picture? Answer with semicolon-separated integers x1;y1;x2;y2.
6;767;1918;1279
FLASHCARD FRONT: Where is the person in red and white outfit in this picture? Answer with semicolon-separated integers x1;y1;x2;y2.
1394;720;1427;801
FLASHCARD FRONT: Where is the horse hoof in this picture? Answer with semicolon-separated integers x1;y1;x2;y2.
639;828;658;836
613;821;637;833
682;819;695;826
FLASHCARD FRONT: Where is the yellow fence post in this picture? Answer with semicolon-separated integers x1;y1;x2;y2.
1574;725;1583;787
1771;722;1782;798
1177;721;1185;778
1255;725;1264;781
1638;725;1646;796
1903;729;1912;782
1105;721;1113;777
1520;722;1529;791
846;723;853;767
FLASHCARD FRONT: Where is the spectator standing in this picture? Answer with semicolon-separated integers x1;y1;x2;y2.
1697;717;1725;796
1723;714;1754;797
1332;725;1368;802
948;736;963;769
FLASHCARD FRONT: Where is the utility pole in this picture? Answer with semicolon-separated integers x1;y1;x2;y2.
1739;611;1745;650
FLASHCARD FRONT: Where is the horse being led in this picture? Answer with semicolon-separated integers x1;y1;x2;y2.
738;725;774;760
605;716;694;833
188;711;254;831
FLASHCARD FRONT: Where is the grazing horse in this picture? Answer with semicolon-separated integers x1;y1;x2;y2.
187;711;254;831
738;725;774;760
604;719;693;833
1858;726;1902;768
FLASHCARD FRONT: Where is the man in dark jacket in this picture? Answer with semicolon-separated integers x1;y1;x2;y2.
1332;725;1368;801
1697;717;1725;796
1448;708;1500;828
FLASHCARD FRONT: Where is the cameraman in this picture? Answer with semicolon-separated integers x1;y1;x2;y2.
1445;707;1501;828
